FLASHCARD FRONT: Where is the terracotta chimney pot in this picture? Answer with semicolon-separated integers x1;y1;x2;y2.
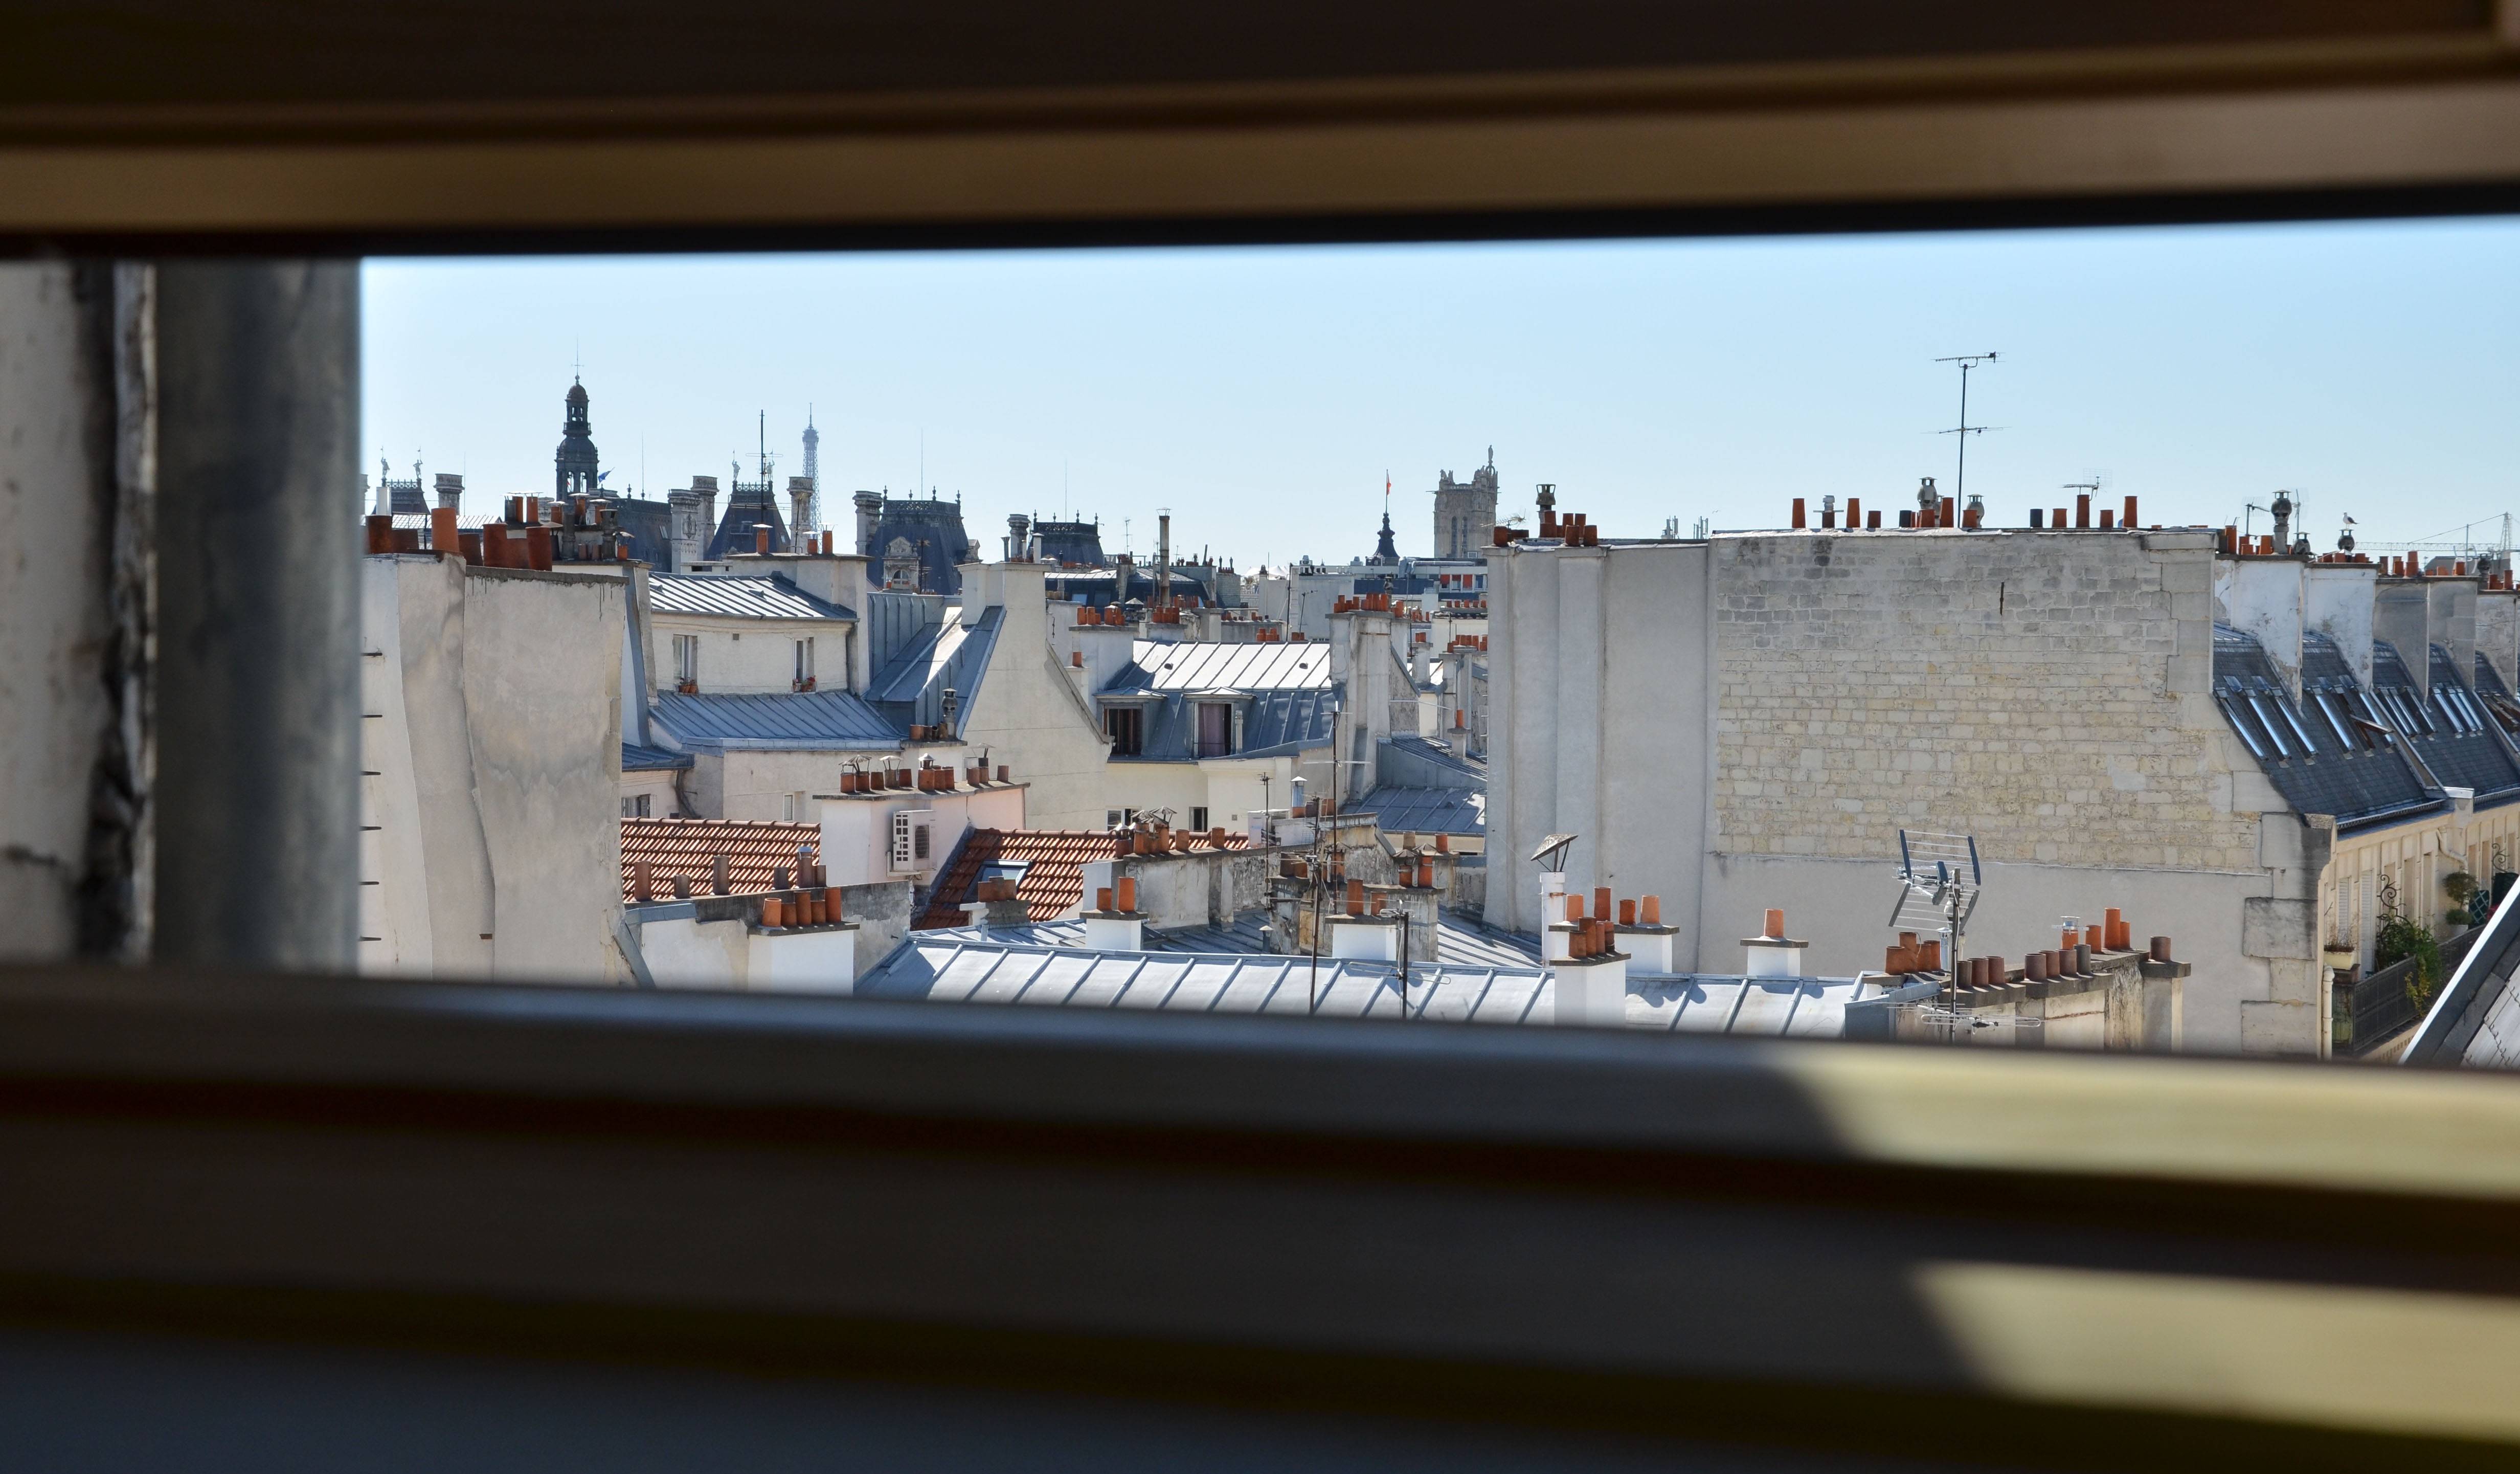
1640;896;1660;925
1096;886;1114;912
1117;877;1137;913
1764;908;1785;939
761;897;784;927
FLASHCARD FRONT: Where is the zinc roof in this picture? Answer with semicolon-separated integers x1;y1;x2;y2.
650;689;903;751
620;817;818;901
621;742;694;772
1349;785;1486;837
648;572;853;621
1105;639;1332;694
857;935;1874;1036
921;908;1544;969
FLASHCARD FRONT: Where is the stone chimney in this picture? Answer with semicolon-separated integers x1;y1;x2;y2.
1007;512;1031;562
1156;512;1172;611
691;475;720;551
434;473;464;511
854;489;883;556
667;488;702;571
788;476;815;547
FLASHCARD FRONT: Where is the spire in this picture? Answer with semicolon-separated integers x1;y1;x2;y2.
1372;507;1400;565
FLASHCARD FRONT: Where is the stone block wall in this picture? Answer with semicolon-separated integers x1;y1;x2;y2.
1710;529;2254;872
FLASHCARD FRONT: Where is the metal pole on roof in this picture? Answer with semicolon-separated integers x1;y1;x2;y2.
155;261;361;971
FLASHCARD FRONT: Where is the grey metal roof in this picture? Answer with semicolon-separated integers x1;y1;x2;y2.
868;606;1001;730
1114;686;1338;764
649;688;903;751
649;573;853;622
1102;640;1332;694
1380;733;1483;786
2417;643;2520;801
922;906;1538;968
2407;886;2520;1068
1350;785;1486;836
2213;625;2438;829
621;742;694;771
857;934;1878;1036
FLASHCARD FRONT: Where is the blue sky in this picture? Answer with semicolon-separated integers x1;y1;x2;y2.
364;217;2517;566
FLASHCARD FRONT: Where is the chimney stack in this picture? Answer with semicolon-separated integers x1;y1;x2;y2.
788;477;814;547
1156;512;1172;611
1084;873;1145;951
1742;908;1808;977
434;472;464;511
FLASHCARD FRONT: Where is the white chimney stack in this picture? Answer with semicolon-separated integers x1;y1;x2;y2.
1742;908;1808;977
1327;912;1401;962
1537;871;1570;962
1083;870;1146;952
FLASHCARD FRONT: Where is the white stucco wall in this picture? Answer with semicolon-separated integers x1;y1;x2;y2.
650;611;854;697
362;555;626;983
2216;559;2306;696
818;783;1027;889
2305;564;2377;691
956;562;1112;831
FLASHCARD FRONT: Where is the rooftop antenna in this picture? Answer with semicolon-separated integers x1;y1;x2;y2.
1885;829;2036;1037
1934;352;2000;508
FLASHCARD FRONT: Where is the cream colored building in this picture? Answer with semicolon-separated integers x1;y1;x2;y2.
1484;517;2520;1060
361;552;629;983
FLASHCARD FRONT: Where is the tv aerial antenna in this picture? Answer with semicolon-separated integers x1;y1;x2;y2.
1884;829;2034;1035
1934;352;2000;508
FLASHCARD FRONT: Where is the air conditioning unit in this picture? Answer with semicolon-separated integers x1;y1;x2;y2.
889;809;936;874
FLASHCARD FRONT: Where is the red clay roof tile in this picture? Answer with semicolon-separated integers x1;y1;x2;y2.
621;817;819;903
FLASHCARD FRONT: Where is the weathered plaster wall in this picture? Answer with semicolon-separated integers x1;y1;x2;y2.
1483;541;1712;960
362;555;625;982
2305;564;2377;691
0;265;111;959
2479;590;2520;690
2216;559;2305;696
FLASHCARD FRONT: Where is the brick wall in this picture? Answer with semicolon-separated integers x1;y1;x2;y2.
1709;529;2255;873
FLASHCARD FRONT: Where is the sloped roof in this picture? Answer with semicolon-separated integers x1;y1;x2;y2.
650;689;902;750
1114;687;1338;764
921;905;1539;969
914;828;1124;929
649;572;852;621
868;606;1001;731
621;742;693;771
1351;786;1485;836
2418;644;2520;800
914;828;1251;930
2213;626;2437;829
1381;733;1483;784
856;935;1876;1036
1103;639;1331;694
620;817;817;901
2405;887;2520;1068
